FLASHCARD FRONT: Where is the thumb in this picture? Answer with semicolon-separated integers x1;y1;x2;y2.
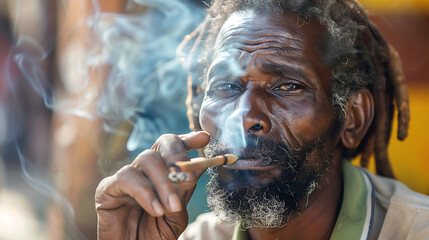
179;131;210;150
178;131;210;179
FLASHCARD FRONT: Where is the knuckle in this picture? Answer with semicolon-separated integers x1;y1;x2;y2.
114;165;142;185
154;134;189;160
138;149;157;158
159;134;182;145
160;133;178;140
95;177;110;191
94;177;112;201
134;150;160;164
115;164;135;177
168;144;186;156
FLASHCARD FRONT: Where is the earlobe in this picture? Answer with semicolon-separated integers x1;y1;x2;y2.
341;88;375;149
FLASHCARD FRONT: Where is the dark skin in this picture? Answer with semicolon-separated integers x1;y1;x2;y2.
95;10;375;240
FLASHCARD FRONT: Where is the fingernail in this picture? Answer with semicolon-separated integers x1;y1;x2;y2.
152;199;164;216
168;193;182;212
188;131;201;137
198;130;210;136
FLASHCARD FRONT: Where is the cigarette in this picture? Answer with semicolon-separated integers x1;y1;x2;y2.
169;154;238;172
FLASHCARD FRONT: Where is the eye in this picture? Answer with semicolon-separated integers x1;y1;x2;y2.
214;83;241;92
208;82;242;98
273;82;305;93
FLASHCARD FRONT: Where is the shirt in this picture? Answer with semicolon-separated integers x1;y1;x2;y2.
179;160;429;240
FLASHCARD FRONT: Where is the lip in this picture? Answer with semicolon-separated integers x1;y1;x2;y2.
223;158;277;170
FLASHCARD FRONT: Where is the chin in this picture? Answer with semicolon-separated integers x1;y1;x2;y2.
205;150;334;229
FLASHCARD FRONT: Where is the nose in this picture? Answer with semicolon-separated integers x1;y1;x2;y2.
242;105;271;135
225;89;271;136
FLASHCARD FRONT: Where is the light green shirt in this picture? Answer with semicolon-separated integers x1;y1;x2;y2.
232;160;374;240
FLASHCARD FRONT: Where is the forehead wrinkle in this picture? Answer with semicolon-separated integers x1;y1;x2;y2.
216;27;305;52
207;50;246;81
238;42;303;54
209;47;312;83
219;24;304;43
211;11;330;90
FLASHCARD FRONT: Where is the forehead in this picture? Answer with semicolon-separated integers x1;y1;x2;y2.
209;10;331;90
214;9;327;58
216;10;303;51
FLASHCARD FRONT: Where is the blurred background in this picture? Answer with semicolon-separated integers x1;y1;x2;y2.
0;0;428;239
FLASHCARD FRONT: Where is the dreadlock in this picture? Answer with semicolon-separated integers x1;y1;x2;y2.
178;0;410;178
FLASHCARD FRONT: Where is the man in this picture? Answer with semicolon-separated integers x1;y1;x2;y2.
95;0;429;239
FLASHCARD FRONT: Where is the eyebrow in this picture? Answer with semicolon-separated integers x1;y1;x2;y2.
206;57;319;87
260;62;312;82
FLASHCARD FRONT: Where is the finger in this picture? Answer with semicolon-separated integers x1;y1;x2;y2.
178;131;211;178
132;150;187;213
179;131;210;150
182;131;211;178
153;132;210;179
95;165;165;217
152;131;210;164
151;134;190;164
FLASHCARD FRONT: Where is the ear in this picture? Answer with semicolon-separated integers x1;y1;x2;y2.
341;88;375;149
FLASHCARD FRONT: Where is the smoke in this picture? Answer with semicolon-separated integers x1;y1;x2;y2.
13;37;55;108
1;0;205;238
218;94;250;150
15;143;86;239
202;47;251;153
89;0;205;151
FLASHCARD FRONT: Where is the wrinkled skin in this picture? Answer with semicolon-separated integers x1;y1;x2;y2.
200;10;338;180
200;11;344;239
95;132;210;239
95;10;347;240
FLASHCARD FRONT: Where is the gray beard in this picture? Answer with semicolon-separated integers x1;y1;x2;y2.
204;137;333;229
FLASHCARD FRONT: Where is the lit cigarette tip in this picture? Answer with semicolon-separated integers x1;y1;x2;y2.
170;154;239;172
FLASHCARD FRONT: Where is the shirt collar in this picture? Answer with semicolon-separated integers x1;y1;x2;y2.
232;160;374;240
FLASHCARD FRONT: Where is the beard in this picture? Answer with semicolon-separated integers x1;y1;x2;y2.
203;134;334;229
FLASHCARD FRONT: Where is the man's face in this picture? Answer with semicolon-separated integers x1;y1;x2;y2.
199;10;341;228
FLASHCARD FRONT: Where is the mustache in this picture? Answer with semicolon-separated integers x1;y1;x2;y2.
204;134;301;165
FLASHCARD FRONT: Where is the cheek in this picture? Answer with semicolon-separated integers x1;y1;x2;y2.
271;97;335;146
199;99;233;135
199;102;216;134
296;108;334;140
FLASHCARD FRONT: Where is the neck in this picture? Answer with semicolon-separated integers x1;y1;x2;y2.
247;150;343;240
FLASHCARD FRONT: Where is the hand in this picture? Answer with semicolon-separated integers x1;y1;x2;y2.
95;131;210;240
